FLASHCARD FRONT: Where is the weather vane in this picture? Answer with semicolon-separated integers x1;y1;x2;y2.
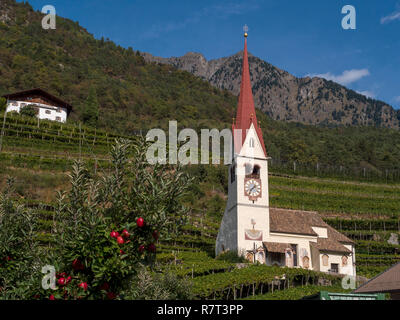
243;24;249;37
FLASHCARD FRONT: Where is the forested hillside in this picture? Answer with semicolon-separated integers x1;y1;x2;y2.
1;0;400;174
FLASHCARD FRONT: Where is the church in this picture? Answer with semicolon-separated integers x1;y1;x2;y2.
216;32;356;277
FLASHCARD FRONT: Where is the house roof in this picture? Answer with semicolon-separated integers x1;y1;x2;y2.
354;262;400;293
263;242;290;253
2;88;73;113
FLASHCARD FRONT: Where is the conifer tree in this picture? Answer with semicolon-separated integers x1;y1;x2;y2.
0;98;6;113
82;87;99;127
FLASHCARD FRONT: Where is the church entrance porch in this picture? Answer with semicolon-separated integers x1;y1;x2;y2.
263;242;297;267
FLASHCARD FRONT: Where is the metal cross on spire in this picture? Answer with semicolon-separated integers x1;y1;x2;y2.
243;24;249;37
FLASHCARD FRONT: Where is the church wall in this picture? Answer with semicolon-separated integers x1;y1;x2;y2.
235;143;270;255
319;252;354;276
215;159;238;256
344;244;356;277
267;233;317;270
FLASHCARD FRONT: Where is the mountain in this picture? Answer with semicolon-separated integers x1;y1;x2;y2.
142;51;400;128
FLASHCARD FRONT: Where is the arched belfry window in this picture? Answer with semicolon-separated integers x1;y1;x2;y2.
249;138;255;148
245;164;260;179
252;165;260;178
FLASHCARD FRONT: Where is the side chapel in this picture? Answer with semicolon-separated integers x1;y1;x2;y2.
216;31;356;277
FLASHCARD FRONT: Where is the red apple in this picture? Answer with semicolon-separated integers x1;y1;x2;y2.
107;292;116;300
110;231;119;238
136;217;144;228
138;245;145;253
72;259;84;271
122;229;130;238
148;243;156;253
152;230;159;240
58;277;66;286
120;249;125;255
117;236;125;244
78;282;88;291
49;294;55;300
66;276;72;283
100;282;110;291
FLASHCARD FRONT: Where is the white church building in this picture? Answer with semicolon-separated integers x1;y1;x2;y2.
2;88;72;123
216;33;356;277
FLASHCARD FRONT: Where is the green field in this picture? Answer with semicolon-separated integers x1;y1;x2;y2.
1;113;399;299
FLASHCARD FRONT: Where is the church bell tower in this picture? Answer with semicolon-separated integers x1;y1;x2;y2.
216;29;270;258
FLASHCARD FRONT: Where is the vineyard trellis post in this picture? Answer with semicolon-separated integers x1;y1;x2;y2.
0;102;8;153
79;122;82;160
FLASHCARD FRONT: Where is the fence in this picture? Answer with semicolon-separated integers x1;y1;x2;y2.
269;159;400;183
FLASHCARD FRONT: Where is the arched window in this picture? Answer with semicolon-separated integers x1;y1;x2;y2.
252;165;260;178
244;164;261;179
322;254;329;266
249;138;255;148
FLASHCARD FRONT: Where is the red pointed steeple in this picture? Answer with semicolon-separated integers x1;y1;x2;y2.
233;33;267;157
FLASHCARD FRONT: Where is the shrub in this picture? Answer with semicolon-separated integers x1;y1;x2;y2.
20;105;38;118
125;266;193;300
0;178;42;299
37;138;193;300
216;250;247;263
0;98;6;112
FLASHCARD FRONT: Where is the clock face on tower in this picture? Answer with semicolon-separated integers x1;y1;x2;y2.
244;178;261;201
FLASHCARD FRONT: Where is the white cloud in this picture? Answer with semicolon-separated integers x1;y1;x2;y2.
357;90;375;99
381;10;400;24
306;69;370;86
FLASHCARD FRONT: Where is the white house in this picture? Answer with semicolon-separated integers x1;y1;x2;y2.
215;33;356;277
2;88;72;123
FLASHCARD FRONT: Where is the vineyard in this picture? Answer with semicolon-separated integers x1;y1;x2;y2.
1;112;399;299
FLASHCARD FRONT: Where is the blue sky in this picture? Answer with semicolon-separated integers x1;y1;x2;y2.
21;0;400;108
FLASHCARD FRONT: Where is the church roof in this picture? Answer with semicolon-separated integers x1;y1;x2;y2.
269;208;353;253
311;238;352;254
263;242;290;253
269;208;320;236
233;35;267;157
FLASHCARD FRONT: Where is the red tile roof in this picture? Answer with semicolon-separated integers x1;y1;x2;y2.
233;36;267;157
263;242;290;253
354;262;400;293
269;207;353;253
